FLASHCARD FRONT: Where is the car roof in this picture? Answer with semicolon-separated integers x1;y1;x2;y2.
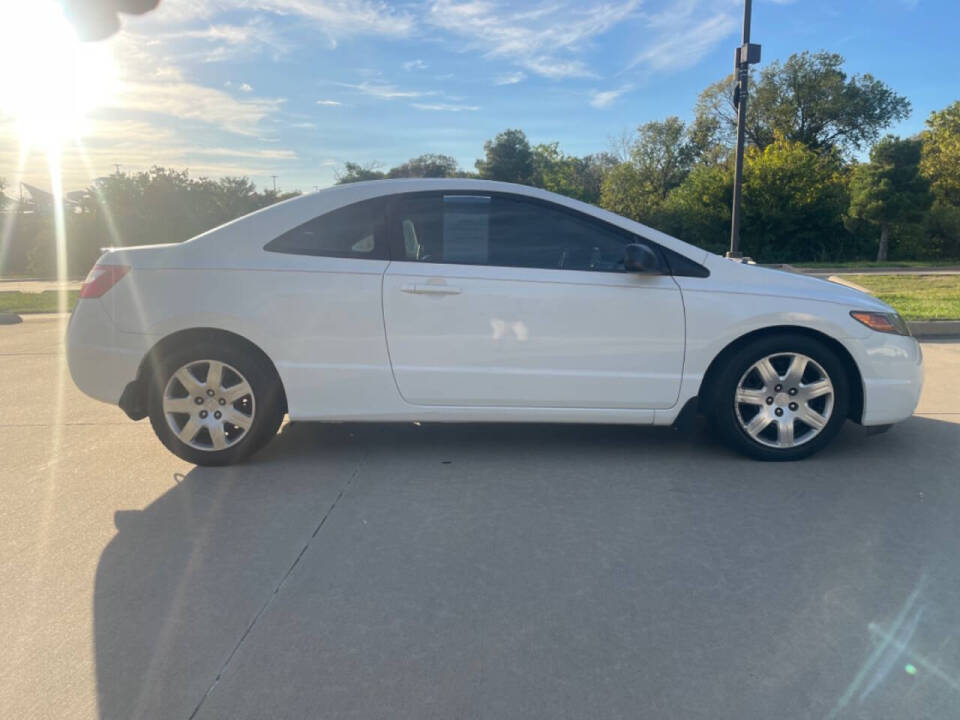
194;178;711;265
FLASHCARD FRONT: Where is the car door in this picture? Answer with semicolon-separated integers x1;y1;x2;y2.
381;192;686;409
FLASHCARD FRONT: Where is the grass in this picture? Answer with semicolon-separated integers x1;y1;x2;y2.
1;276;956;322
845;275;960;321
794;259;960;269
0;290;80;314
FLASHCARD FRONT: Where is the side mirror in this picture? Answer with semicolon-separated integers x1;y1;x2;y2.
623;243;660;273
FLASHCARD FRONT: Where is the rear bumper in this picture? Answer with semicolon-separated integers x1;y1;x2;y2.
66;299;152;405
849;333;924;426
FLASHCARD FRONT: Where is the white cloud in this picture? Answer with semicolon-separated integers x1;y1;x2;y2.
105;34;283;136
427;0;641;78
494;71;526;85
183;23;258;43
188;147;297;159
116;80;284;135
138;0;222;23
239;83;253;92
336;81;439;99
403;59;428;71
241;0;413;41
144;0;414;40
630;8;737;71
0;114;298;190
411;102;480;112
155;18;289;62
316;99;342;106
589;85;631;109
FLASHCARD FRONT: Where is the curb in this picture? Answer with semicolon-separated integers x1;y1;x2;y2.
827;275;870;293
909;321;960;339
0;313;23;325
807;267;960;276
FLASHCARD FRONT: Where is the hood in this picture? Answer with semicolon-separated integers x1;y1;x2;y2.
702;256;894;312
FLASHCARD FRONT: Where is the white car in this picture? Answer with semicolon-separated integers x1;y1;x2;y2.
67;179;923;465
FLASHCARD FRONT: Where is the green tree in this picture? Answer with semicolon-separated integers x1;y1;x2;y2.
920;101;960;205
657;163;732;254
847;136;932;261
387;153;460;178
86;167;298;250
335;162;386;184
923;201;960;259
630;117;695;199
600;163;654;222
655;138;852;261
742;137;850;262
696;51;910;156
916;103;960;257
530;144;616;203
475;129;533;184
600;117;695;222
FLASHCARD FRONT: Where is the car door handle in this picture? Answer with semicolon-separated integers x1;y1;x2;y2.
401;284;462;295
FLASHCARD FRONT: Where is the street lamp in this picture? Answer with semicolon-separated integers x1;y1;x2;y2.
727;0;762;260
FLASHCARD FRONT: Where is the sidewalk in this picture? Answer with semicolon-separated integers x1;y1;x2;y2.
0;279;83;293
800;266;960;277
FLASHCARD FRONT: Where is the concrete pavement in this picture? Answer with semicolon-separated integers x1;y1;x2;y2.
2;314;959;720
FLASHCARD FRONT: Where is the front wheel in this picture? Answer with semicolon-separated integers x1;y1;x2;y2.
147;341;284;466
711;334;850;461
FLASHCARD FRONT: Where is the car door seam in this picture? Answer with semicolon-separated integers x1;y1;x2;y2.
379;261;409;404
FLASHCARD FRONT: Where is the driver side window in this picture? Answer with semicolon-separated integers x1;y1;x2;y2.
393;194;634;272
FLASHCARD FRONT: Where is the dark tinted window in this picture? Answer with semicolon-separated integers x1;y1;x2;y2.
265;197;387;259
395;194;633;271
660;246;710;278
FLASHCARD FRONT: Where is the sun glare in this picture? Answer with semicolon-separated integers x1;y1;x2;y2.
0;0;118;149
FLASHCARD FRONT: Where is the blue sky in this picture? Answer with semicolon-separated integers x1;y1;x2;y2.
3;0;959;193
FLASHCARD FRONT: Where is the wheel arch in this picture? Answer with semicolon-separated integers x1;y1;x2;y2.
697;325;864;423
121;327;287;420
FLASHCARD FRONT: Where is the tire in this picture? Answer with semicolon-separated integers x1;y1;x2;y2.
146;339;284;466
710;334;850;461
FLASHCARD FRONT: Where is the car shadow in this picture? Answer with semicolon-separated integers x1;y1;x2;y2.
94;415;960;720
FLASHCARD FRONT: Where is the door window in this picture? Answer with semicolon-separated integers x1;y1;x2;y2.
393;194;635;272
265;197;387;259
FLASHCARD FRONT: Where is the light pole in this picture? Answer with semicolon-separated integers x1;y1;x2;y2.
727;0;761;259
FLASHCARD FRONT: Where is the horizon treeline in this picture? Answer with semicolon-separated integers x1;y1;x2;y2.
336;51;960;264
2;50;959;278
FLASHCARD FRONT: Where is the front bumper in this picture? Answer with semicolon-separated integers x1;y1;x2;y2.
848;332;924;426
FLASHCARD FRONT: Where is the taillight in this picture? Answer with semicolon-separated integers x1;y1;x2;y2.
79;264;130;298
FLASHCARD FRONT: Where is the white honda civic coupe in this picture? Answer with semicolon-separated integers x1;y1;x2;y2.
67;178;923;465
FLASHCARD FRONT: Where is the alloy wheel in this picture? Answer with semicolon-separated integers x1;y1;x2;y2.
162;359;255;451
734;352;835;449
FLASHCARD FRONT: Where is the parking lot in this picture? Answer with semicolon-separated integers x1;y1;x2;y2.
2;313;960;720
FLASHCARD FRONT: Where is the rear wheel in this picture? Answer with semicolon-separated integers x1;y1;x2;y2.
711;334;850;461
147;340;284;466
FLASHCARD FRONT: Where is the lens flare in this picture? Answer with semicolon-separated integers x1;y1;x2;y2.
0;0;118;149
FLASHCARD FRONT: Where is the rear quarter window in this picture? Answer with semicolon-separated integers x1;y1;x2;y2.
264;197;387;259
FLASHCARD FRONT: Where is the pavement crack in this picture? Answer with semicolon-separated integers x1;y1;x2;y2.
186;451;367;720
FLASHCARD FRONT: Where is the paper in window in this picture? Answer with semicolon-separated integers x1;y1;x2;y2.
443;195;490;264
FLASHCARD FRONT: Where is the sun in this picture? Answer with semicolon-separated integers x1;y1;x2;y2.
0;0;118;150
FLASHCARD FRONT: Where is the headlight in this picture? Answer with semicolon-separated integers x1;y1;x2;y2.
850;310;911;336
